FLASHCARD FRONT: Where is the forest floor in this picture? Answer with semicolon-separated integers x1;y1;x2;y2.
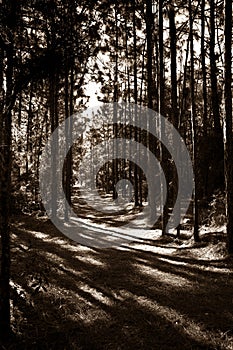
3;204;233;350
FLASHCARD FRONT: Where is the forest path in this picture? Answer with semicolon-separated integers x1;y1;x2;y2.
9;214;233;350
69;189;194;248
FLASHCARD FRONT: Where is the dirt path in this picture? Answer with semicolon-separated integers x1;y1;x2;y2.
8;214;233;349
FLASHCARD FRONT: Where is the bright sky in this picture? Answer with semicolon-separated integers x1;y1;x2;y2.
85;81;102;108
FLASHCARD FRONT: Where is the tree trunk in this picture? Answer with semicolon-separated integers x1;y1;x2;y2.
189;0;200;242
0;0;18;338
158;0;168;235
146;0;153;110
49;70;58;220
201;0;209;197
209;0;222;137
64;62;70;220
139;41;146;206
169;2;180;237
224;0;233;254
26;83;33;183
133;0;139;207
201;0;208;137
113;3;119;200
146;0;157;225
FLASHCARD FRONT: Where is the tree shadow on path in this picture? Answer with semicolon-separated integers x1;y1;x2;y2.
7;215;233;349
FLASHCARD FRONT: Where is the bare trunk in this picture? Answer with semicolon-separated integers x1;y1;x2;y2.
209;0;222;137
133;0;139;206
224;0;233;254
189;0;200;242
113;4;118;200
169;3;180;237
201;0;208;137
0;22;14;342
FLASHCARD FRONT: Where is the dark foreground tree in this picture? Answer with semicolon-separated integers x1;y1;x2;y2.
0;0;16;339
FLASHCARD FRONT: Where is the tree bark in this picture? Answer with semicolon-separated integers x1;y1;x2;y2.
224;0;233;254
113;3;119;200
169;2;180;237
189;0;200;242
209;0;222;137
146;0;153;110
201;0;208;138
0;0;16;339
133;0;139;206
158;0;168;235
